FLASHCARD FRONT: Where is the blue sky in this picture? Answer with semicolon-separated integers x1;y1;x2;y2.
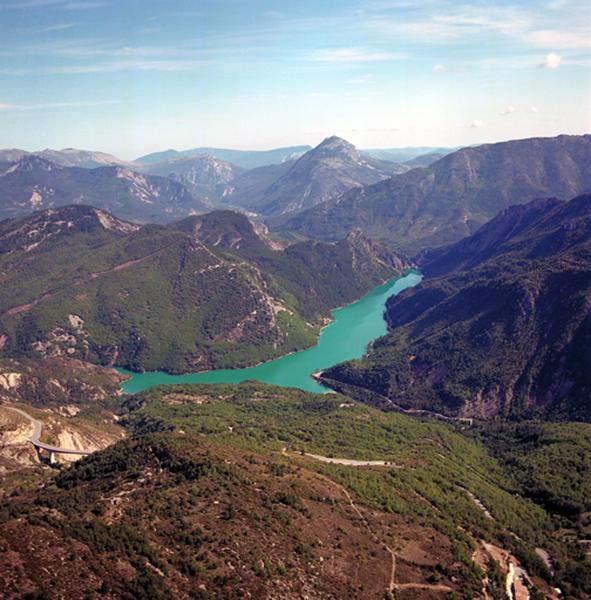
0;0;589;158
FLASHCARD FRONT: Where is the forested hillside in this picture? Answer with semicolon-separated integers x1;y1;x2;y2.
321;194;591;420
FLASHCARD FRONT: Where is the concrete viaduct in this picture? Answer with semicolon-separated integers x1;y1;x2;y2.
4;405;92;464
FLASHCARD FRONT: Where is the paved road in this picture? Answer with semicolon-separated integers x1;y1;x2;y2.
2;405;92;456
316;375;474;426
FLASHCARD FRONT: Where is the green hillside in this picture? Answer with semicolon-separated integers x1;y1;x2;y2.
0;206;409;374
1;382;589;598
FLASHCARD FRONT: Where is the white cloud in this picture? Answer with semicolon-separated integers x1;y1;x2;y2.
261;10;283;18
432;63;445;73
547;0;568;8
49;59;205;74
37;22;75;32
540;52;562;68
362;2;591;57
2;0;106;8
365;5;533;43
470;119;483;128
62;1;106;8
530;106;539;113
346;74;374;84
527;30;591;49
0;100;120;110
502;105;516;115
309;47;406;63
0;67;31;75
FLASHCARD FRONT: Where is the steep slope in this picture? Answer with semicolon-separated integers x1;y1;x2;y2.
175;210;410;320
403;151;447;168
223;159;295;209
139;154;243;200
278;134;591;253
228;136;396;216
417;195;590;276
0;156;213;223
135;145;311;169
0;206;409;373
0;149;28;168
320;194;591;421
0;356;124;407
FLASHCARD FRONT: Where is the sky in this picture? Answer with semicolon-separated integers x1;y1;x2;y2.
0;0;590;159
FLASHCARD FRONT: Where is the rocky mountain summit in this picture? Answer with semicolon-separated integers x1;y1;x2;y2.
227;136;396;216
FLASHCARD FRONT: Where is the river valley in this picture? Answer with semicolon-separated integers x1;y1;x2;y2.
120;270;422;394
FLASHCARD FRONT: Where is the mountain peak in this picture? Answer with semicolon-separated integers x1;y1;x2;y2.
230;136;392;217
316;135;356;151
305;136;364;163
174;209;271;252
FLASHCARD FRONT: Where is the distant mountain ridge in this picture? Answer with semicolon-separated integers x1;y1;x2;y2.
135;145;312;169
137;154;243;202
362;146;455;163
0;155;214;223
0;148;132;169
277;134;591;253
321;193;591;421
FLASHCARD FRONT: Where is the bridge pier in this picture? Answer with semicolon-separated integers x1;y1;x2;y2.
31;441;92;466
34;446;54;465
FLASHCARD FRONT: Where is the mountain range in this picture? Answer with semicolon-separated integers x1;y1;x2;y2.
226;136;399;216
0;138;402;224
7;135;586;236
362;146;455;163
0;139;452;226
0;155;214;223
135;144;312;169
0;147;132;169
0;205;408;373
320;193;591;420
276;134;591;254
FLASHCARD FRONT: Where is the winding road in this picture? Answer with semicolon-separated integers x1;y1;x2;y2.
2;405;92;457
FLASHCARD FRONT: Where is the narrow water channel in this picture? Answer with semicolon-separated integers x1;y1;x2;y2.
119;270;422;394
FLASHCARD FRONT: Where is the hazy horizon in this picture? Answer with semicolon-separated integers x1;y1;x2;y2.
3;132;589;163
1;0;590;159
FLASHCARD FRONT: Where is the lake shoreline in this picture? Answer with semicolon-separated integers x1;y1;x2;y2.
119;270;422;395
